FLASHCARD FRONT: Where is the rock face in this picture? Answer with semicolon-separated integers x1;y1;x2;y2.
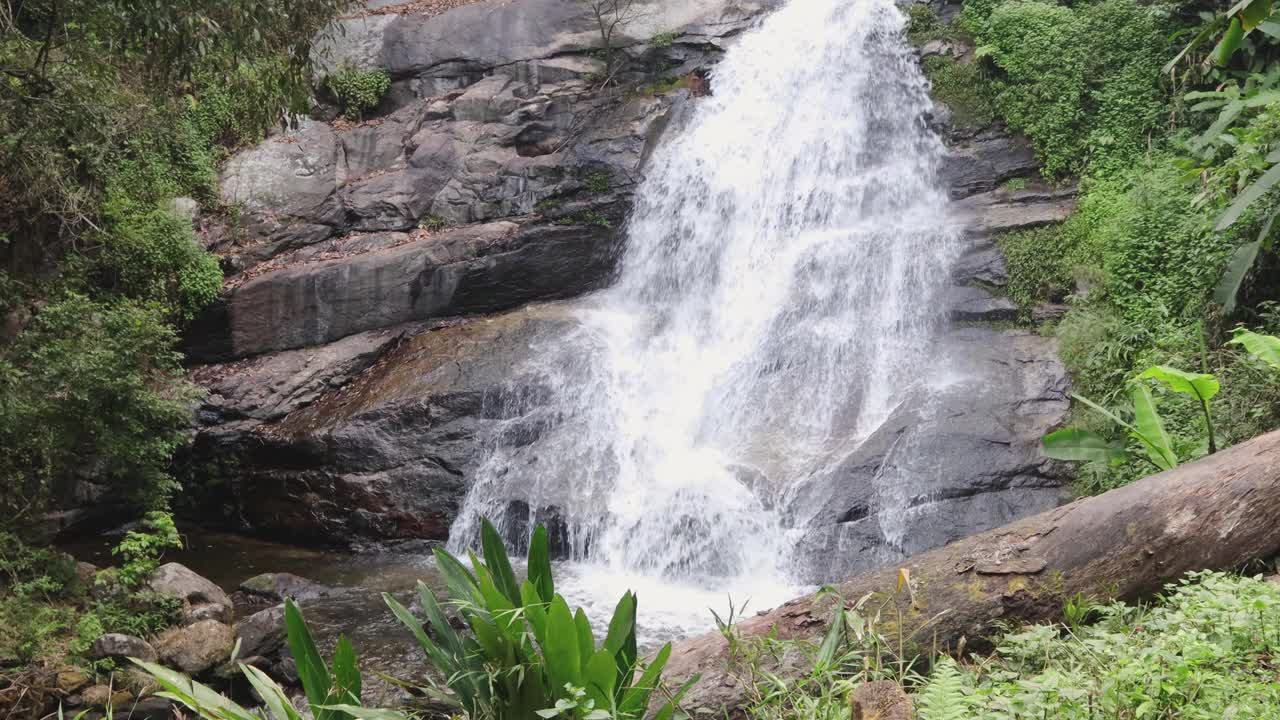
181;0;1072;579
91;634;156;663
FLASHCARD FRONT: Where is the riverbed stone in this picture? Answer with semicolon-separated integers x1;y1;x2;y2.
91;634;156;663
154;619;235;675
234;604;287;658
148;563;232;608
239;573;331;602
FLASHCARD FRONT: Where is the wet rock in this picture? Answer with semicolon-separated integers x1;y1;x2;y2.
91;634;156;663
186;305;571;544
942;128;1040;199
957;186;1077;236
789;327;1072;583
232;603;287;660
153;619;235;675
239;573;332;603
948;285;1019;323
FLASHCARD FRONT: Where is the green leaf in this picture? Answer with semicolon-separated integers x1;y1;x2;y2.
1132;384;1178;471
285;599;335;720
1071;393;1139;435
1217;16;1245;65
330;636;362;709
574;607;596;672
1258;19;1280;38
1214;240;1263;313
522;580;550;641
619;643;671;715
1240;0;1273;31
603;591;637;693
1192;100;1244;152
240;664;303;720
584;649;618;709
1042;428;1130;465
1229;328;1280;370
527;525;555;603
1217;161;1280;230
1138;366;1221;403
815;601;846;669
433;547;483;608
654;672;700;720
481;518;523;606
542;596;583;695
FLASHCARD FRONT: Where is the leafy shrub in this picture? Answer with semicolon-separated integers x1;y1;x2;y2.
384;520;693;719
921;56;997;128
0;295;202;523
913;572;1280;719
976;0;1169;177
326;64;391;119
112;511;184;587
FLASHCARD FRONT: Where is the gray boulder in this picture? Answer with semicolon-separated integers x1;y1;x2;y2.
91;633;156;662
148;563;232;608
234;604;287;658
239;573;332;602
153;619;235;675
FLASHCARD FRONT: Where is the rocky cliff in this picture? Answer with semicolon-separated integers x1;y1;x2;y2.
180;0;1075;579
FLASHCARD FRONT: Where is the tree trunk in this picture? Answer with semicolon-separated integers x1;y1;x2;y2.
664;429;1280;716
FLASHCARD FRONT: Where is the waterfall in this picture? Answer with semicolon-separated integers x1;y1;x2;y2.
449;0;963;638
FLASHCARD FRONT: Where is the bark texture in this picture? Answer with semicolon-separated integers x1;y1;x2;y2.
666;429;1280;716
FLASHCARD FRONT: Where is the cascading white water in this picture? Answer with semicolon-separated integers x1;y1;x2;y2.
450;0;963;638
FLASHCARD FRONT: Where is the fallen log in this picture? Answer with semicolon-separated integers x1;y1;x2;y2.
665;428;1280;716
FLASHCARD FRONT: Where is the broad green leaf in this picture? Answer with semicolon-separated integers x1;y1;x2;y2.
331;637;362;710
130;659;259;720
417;581;463;657
1042;429;1130;465
654;672;701;720
522;580;550;641
1138;366;1221;402
1214;240;1263;312
1217;16;1245;65
285;599;335;720
619;643;671;715
432;547;483;607
1259;19;1280;38
1217;161;1280;230
1229;328;1280;370
1192;100;1244;152
574;607;596;669
542;595;583;694
584;649;618;709
240;664;303;720
1071;393;1139;434
1132;384;1178;471
603;591;637;692
527;524;555;603
480;518;523;606
1240;0;1272;30
815;601;847;669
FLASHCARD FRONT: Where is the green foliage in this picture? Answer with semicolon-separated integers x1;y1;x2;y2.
921;55;997;129
0;295;203;523
974;0;1169;177
111;511;184;587
0;533;178;666
419;214;448;231
326;64;391;120
384;520;692;720
912;572;1280;718
650;31;678;48
585;172;612;194
905;4;945;46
